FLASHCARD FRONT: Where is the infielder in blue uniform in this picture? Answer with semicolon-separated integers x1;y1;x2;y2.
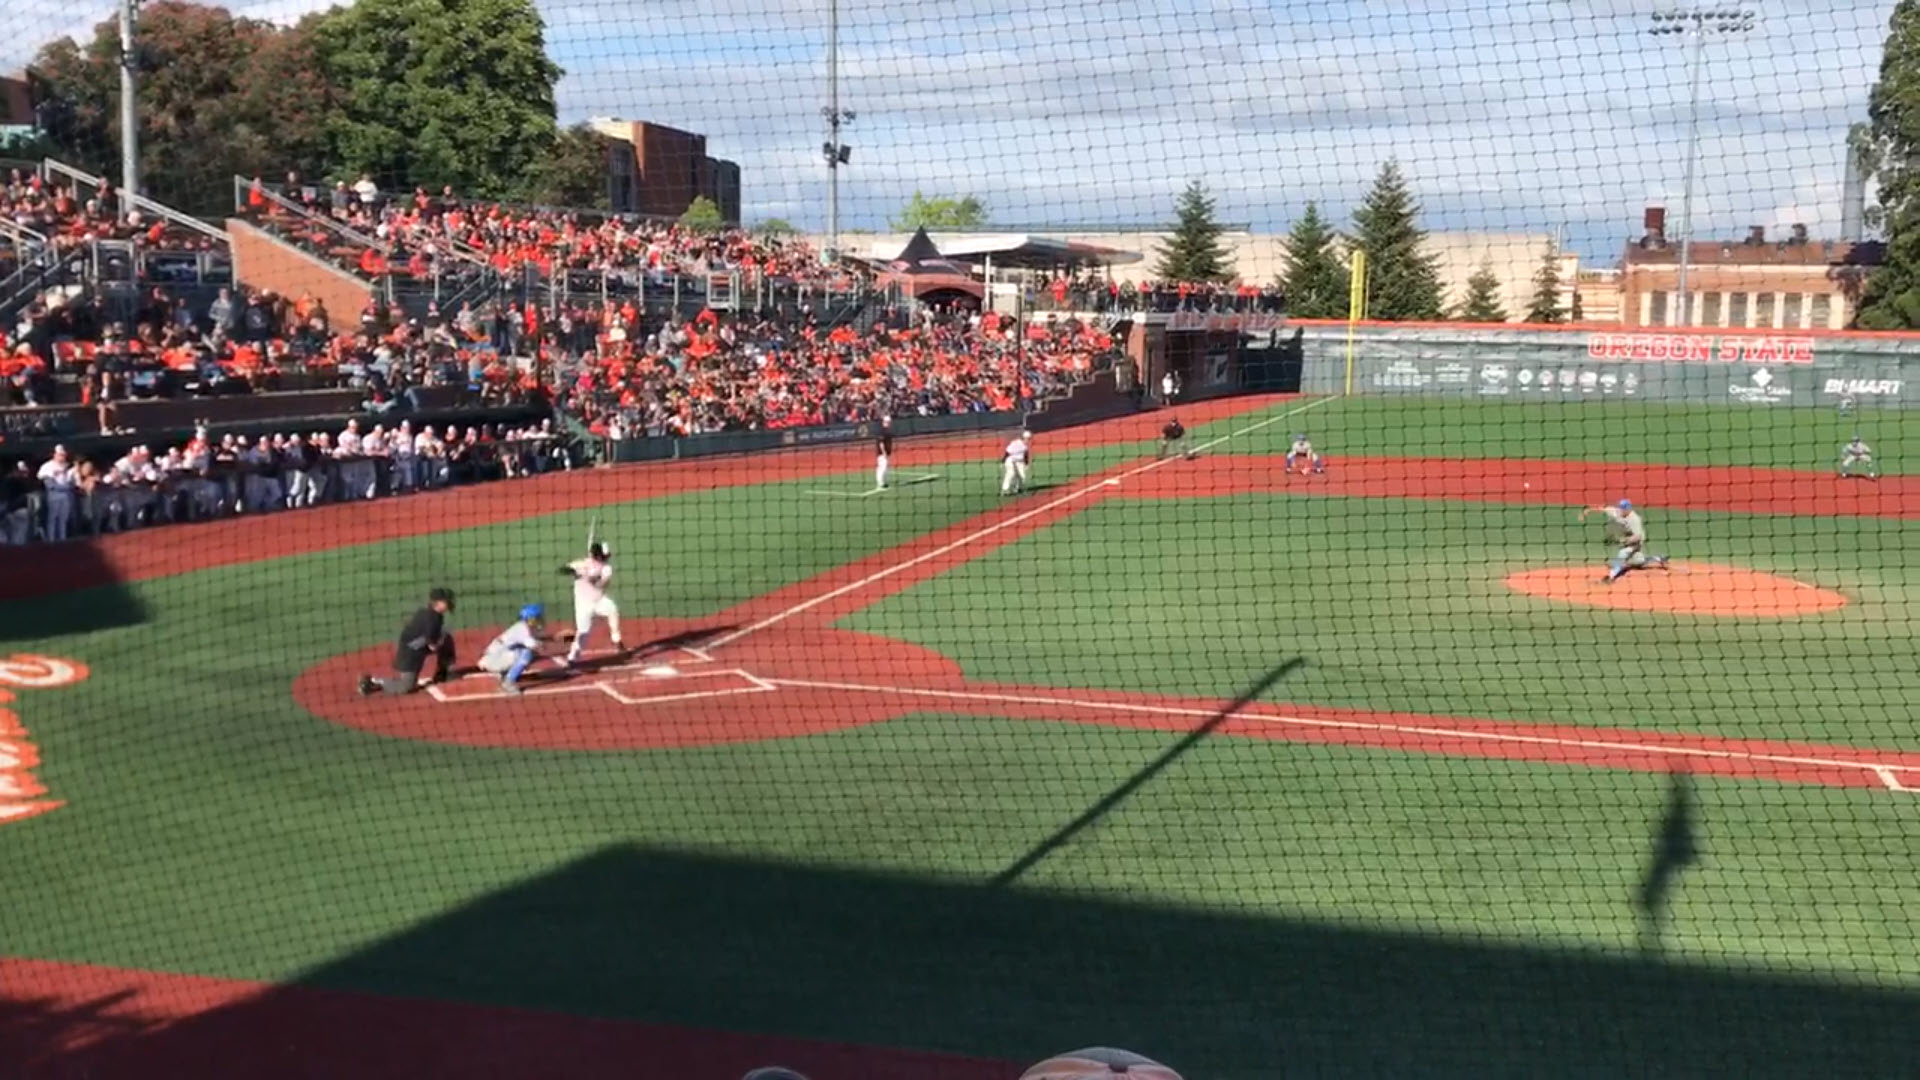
478;603;550;694
1838;436;1878;480
1285;434;1326;476
1580;499;1671;583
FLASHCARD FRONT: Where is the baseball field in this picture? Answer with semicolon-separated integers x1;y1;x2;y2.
1;393;1916;1079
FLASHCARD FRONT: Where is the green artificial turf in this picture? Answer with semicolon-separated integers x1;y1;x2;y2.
1211;397;1919;471
846;494;1920;746
0;396;1914;1078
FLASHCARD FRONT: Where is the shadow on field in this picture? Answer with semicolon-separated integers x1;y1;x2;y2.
995;658;1306;887
1637;771;1702;957
6;842;1916;1079
0;541;149;642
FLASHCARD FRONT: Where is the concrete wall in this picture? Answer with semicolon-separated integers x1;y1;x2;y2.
1295;322;1918;408
226;219;371;322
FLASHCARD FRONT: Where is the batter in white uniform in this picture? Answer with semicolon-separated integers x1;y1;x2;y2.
559;542;624;663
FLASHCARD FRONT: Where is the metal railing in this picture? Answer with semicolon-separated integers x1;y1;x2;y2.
0;220;60;320
44;158;230;246
237;177;506;306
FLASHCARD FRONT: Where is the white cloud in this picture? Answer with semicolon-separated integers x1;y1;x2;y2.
4;0;1893;259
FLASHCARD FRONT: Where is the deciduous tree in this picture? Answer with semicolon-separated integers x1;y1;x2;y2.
681;195;724;231
891;191;987;230
30;1;336;213
308;0;562;198
1856;1;1920;328
524;123;614;209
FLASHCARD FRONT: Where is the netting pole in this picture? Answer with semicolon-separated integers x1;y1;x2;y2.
117;0;140;219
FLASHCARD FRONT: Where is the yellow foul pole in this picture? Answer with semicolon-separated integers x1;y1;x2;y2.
1344;251;1368;396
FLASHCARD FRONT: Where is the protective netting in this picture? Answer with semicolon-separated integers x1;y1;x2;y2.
1;1;1915;1078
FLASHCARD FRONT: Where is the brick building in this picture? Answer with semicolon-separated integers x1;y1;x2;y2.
588;118;741;224
0;72;33;131
1619;206;1882;330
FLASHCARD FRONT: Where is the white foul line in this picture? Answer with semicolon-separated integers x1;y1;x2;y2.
707;396;1339;651
757;676;1920;794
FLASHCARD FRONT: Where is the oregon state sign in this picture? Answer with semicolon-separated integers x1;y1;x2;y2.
0;654;89;827
1585;333;1816;365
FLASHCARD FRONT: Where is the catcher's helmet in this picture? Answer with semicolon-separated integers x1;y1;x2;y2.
589;542;610;560
519;603;545;622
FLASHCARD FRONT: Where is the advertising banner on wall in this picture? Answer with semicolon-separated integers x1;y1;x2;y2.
1296;325;1920;408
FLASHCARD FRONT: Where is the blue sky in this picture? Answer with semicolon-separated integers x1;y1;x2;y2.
9;0;1897;260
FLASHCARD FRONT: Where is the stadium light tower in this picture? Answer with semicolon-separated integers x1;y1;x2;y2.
118;0;141;220
820;0;854;265
1648;6;1757;325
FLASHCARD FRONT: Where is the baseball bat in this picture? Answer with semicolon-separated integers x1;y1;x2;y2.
587;512;600;551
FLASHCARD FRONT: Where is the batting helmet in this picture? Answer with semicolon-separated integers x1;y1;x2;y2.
519;603;545;622
589;542;611;560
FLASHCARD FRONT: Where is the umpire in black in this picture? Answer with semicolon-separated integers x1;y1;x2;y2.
1157;416;1195;460
358;587;457;696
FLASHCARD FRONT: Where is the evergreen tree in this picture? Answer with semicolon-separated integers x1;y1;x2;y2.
1524;245;1569;323
1350;160;1444;320
1856;2;1920;328
1278;201;1348;318
1154;180;1235;283
1455;260;1509;322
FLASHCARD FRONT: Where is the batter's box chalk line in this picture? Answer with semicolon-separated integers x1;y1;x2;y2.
426;647;735;704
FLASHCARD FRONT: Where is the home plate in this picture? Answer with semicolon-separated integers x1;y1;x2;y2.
641;665;679;677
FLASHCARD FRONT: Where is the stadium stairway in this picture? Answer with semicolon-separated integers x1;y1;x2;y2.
224;216;375;321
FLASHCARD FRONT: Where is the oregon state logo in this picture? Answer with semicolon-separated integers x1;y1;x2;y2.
0;654;89;827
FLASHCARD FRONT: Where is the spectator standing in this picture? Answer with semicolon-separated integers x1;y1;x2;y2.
36;445;76;542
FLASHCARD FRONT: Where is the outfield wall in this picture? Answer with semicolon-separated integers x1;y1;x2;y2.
1294;323;1919;408
605;409;1025;465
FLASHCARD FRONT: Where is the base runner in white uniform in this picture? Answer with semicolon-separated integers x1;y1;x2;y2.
1001;430;1032;495
559;542;624;664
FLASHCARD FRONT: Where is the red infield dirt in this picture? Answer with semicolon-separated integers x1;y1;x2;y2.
0;956;1014;1080
1119;454;1919;519
0;393;1287;604
1506;564;1851;617
295;618;1920;792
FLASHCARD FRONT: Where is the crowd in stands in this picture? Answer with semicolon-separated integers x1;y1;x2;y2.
1;418;575;545
5;283;552;421
244;173;860;295
1037;275;1286;314
4;168;218;252
558;307;1116;439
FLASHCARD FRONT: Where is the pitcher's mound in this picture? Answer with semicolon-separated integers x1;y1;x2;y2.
1506;564;1848;617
